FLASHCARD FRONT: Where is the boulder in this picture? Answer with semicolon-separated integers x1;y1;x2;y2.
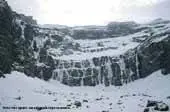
154;102;169;111
74;101;82;108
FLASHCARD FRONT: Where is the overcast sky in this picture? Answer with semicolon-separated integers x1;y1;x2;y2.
6;0;170;26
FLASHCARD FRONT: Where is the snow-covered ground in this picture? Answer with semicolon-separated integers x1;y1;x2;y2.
0;70;170;112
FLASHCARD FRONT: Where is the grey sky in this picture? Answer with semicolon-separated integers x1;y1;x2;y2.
6;0;170;26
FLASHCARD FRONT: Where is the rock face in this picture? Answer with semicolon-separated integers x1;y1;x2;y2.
0;0;170;86
137;25;170;77
70;21;138;40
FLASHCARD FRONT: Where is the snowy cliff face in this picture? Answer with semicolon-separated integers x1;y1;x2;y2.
0;0;170;86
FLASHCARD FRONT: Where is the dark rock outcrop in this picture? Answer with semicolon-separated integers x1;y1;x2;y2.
144;100;169;112
0;0;14;73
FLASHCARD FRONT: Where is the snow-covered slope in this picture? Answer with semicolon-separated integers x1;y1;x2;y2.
0;71;170;112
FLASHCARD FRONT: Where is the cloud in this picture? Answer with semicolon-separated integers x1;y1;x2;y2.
6;0;170;25
7;0;40;16
153;0;170;19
